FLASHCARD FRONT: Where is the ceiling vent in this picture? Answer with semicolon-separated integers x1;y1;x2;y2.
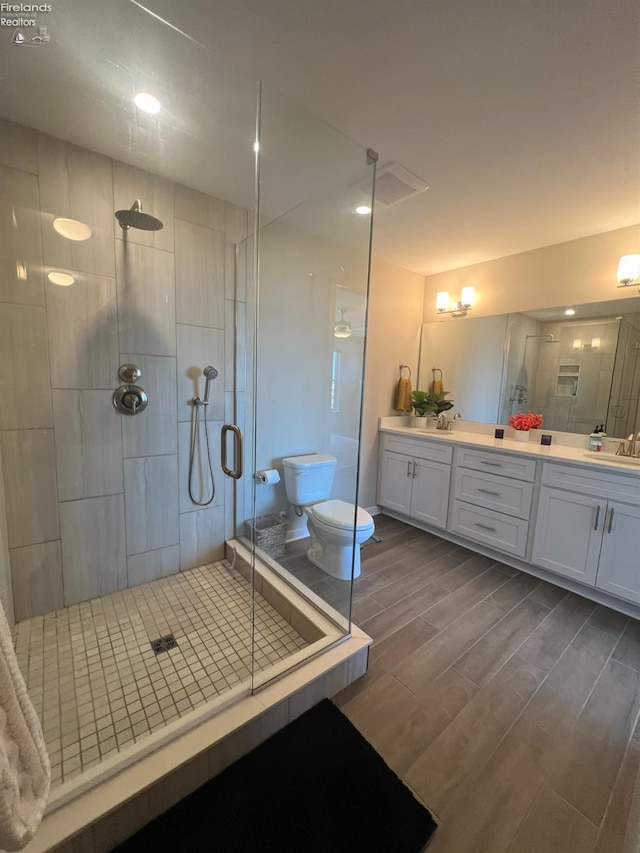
354;162;429;210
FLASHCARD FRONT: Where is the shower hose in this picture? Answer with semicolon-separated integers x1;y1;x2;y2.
188;399;215;506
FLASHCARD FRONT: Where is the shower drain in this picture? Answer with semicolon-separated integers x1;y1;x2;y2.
150;634;178;655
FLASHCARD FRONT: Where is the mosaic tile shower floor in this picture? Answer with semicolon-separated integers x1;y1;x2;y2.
13;560;308;788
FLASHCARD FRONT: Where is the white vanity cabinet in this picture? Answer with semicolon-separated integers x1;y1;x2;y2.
378;435;452;529
449;447;535;557
532;463;640;603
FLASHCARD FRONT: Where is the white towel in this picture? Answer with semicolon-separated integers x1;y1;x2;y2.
0;601;50;851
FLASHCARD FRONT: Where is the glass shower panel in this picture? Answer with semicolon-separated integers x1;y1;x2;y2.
242;85;375;688
0;0;261;791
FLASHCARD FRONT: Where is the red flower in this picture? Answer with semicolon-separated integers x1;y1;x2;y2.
508;412;543;431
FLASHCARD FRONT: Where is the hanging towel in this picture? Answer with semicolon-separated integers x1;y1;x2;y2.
430;368;444;396
394;376;413;412
0;600;50;851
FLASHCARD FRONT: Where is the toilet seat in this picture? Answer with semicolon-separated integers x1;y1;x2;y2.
311;499;374;532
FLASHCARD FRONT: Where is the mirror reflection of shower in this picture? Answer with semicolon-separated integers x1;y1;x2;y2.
508;334;558;416
188;366;218;506
115;199;164;231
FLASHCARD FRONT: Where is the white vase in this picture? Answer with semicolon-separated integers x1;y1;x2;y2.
513;430;530;442
413;416;429;430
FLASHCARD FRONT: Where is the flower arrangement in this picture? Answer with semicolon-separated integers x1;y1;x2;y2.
411;389;455;417
509;411;543;431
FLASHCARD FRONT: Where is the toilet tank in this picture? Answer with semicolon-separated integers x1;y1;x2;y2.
282;454;337;505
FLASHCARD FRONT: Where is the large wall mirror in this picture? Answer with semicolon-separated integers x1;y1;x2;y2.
419;295;640;437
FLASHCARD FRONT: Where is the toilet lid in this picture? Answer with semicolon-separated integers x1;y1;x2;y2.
312;500;373;531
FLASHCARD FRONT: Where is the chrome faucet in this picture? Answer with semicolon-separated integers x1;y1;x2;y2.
436;413;453;431
616;433;640;457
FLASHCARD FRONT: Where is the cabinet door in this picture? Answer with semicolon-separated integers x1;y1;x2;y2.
410;459;451;528
531;487;604;585
596;502;640;603
378;452;413;514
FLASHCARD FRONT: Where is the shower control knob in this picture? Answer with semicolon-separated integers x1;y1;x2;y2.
113;384;148;416
118;363;142;383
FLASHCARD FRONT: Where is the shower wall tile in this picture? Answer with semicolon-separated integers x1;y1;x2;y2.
177;420;224;514
226;232;250;302
0;429;59;548
123;455;179;555
120;354;177;458
0;164;45;307
176;324;225;421
127;544;180;587
0;449;15;627
179;505;225;571
224;299;246;392
10;540;64;621
52;390;123;501
37;133;115;277
0;119;37;174
59;494;126;605
0;303;52;429
46;272;119;389
113;162;174;252
174;185;225;232
115;241;176;356
175;219;225;328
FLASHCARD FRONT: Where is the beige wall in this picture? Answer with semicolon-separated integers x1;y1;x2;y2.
359;257;426;510
423;225;640;321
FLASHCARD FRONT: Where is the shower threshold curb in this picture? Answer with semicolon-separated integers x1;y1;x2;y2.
25;548;371;853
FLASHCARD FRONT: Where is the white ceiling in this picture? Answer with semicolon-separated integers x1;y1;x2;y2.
1;0;638;276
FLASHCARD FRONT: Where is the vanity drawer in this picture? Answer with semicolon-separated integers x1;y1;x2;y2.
541;462;640;504
455;447;536;482
453;467;533;520
450;500;529;558
382;434;453;465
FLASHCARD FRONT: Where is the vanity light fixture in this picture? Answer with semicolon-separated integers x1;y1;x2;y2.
436;286;475;317
334;309;352;338
573;337;601;352
53;218;92;241
572;338;582;350
617;254;640;289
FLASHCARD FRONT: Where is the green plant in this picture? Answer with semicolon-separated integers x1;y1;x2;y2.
411;389;455;416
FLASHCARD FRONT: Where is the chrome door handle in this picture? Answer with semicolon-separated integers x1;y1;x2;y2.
221;424;243;480
477;488;501;497
480;461;503;468
594;505;601;531
474;522;497;532
412;461;417;478
607;507;615;534
407;460;412;477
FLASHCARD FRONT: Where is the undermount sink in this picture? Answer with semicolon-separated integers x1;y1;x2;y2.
414;429;457;437
584;451;640;467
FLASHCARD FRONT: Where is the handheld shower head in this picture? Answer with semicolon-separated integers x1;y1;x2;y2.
203;366;218;403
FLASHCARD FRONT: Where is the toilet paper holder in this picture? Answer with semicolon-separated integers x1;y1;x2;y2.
255;469;281;485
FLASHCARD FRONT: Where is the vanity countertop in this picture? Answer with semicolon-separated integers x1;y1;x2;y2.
379;423;640;477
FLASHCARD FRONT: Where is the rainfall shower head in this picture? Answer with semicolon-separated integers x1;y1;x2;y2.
115;199;164;231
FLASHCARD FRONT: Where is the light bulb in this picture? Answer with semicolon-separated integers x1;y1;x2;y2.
460;286;475;308
134;93;161;114
617;254;640;285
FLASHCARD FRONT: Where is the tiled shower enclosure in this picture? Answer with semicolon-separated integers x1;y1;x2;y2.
0;117;248;622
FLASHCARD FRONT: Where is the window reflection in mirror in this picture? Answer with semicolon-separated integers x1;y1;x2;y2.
419;296;640;436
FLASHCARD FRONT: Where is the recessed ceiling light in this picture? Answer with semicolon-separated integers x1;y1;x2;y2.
355;205;371;215
134;92;161;114
565;308;576;316
53;218;92;241
48;271;75;287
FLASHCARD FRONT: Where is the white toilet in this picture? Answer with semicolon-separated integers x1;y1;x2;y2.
282;453;375;580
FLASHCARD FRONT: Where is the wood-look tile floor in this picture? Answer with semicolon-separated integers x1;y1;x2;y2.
334;514;640;853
